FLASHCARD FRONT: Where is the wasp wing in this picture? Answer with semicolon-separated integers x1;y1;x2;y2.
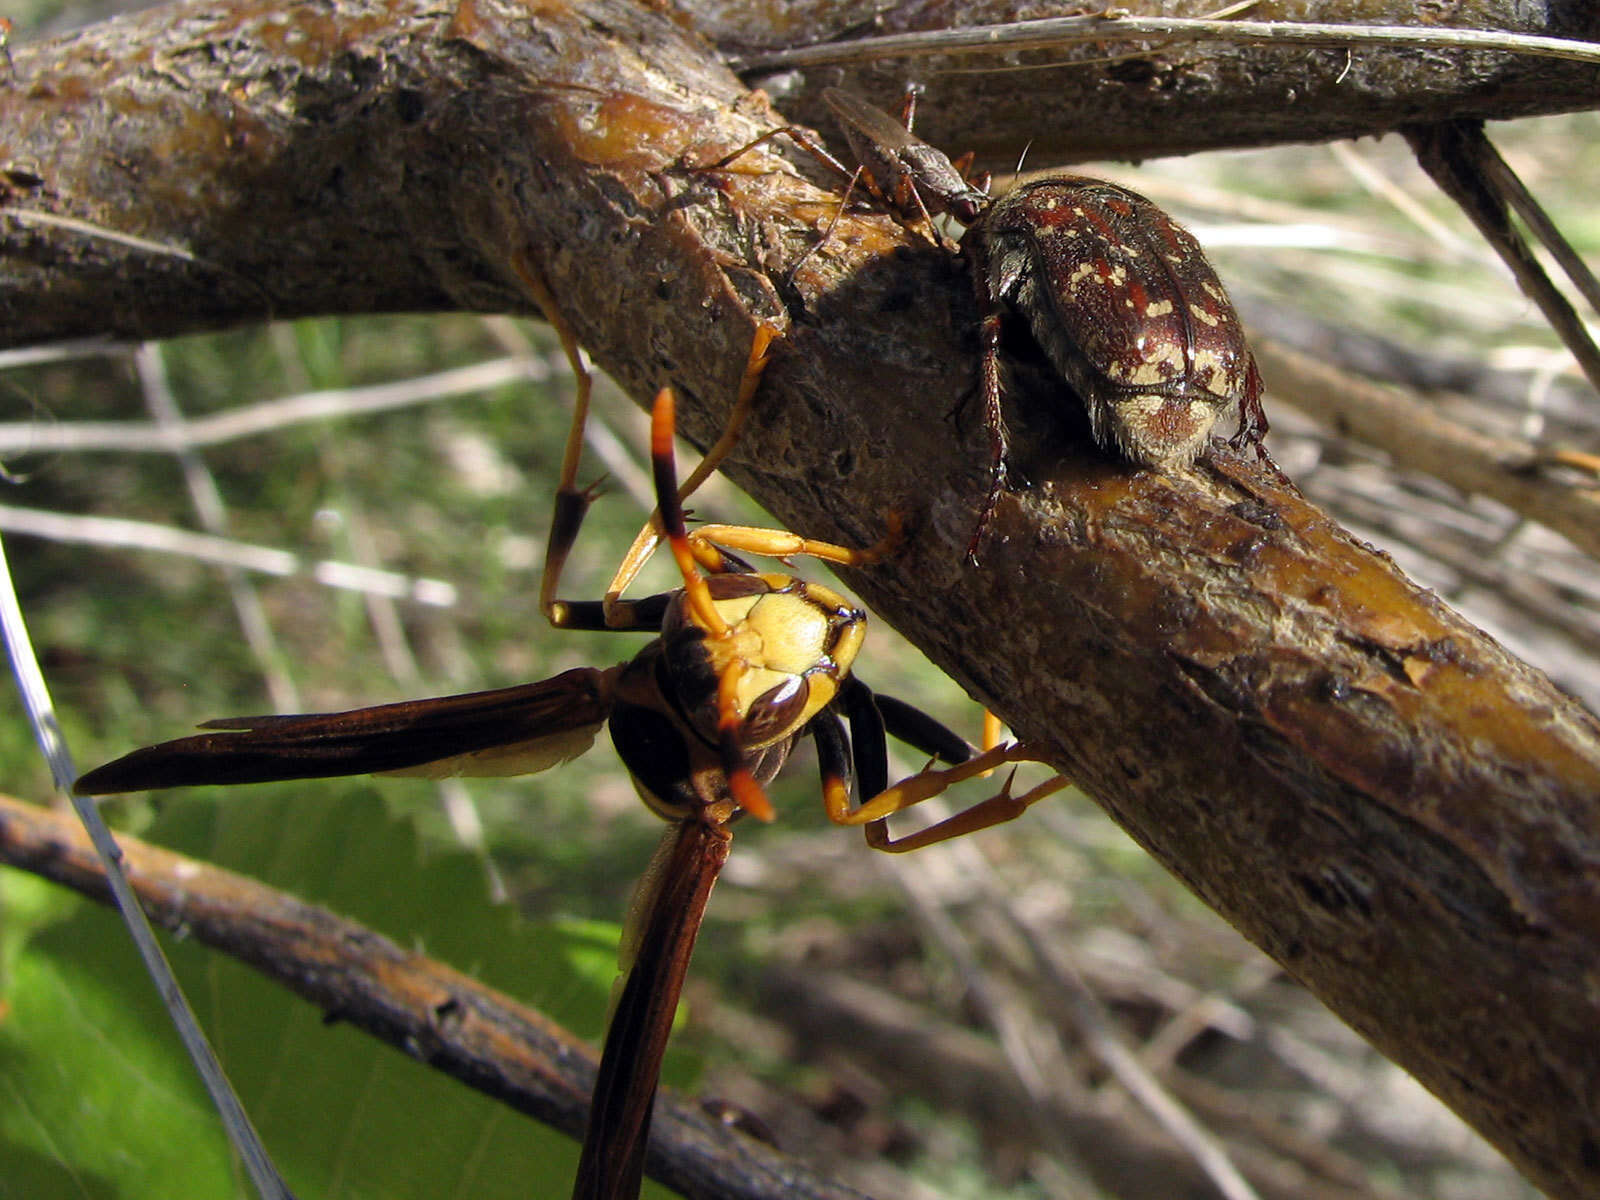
75;667;614;794
572;816;731;1200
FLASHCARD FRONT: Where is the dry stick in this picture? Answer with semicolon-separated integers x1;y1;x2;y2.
0;793;871;1200
757;965;1390;1200
1250;337;1600;560
1404;120;1600;395
731;15;1600;72
0;504;459;605
0;357;552;455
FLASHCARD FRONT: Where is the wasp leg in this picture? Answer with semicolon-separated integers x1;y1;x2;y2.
864;769;1070;854
823;740;1068;853
510;249;604;626
977;708;1007;777
604;324;778;622
687;511;905;571
871;690;971;767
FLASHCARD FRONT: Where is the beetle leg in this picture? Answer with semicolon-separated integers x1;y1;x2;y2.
965;299;1012;564
1228;357;1271;456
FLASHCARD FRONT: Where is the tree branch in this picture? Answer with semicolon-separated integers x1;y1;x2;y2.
3;2;1600;1196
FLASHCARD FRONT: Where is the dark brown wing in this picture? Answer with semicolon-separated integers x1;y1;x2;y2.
571;815;732;1200
75;667;616;794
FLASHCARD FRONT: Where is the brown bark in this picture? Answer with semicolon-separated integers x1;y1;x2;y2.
0;794;869;1200
2;2;1599;1196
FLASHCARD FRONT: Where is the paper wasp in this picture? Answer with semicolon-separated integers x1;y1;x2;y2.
76;324;1064;1199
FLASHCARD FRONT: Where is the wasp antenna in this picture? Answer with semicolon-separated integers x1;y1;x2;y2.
651;387;727;637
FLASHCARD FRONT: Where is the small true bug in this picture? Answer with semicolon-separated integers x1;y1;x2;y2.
962;176;1268;555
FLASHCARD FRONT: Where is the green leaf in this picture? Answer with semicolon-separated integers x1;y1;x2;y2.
0;785;688;1199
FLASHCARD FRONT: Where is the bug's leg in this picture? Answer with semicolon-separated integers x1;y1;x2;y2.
784;164;866;280
1228;357;1271;456
604;324;779;622
893;170;951;250
822;740;1067;853
897;83;922;134
509;249;604;627
693;123;868;271
692;125;854;183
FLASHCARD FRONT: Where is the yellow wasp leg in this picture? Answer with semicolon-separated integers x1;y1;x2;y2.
823;741;1070;854
510;249;598;625
685;514;904;571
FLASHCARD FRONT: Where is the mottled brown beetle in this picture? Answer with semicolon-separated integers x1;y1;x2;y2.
962;175;1269;557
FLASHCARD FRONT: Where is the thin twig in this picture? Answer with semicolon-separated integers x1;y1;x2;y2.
1252;337;1600;560
0;504;459;605
1405;121;1600;393
733;16;1600;73
0;357;550;455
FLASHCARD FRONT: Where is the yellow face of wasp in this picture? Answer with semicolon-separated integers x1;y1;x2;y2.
665;572;866;752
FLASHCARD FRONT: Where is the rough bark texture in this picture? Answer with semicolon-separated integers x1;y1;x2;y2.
3;2;1600;1196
